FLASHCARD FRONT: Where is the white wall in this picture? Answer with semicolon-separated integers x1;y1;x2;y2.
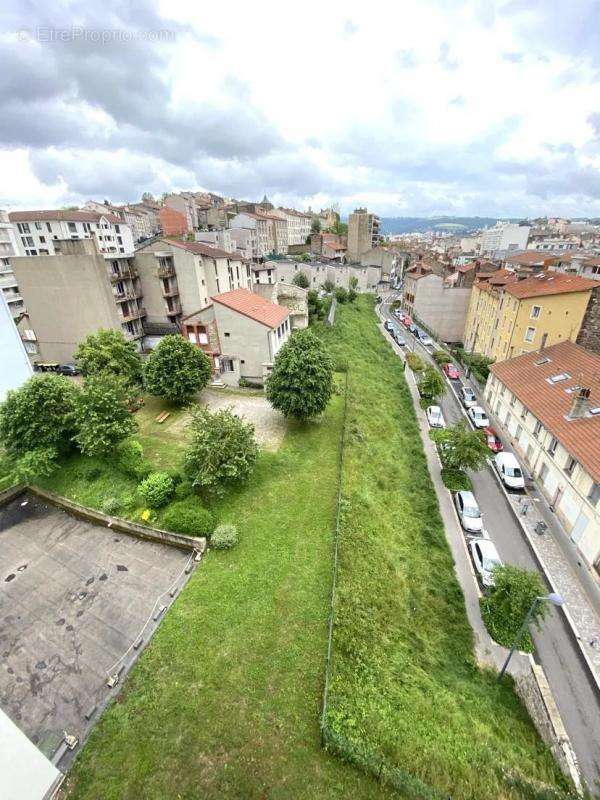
0;292;33;400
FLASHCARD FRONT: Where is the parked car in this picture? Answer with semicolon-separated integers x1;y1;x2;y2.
454;490;483;533
402;317;412;329
58;363;80;376
494;452;525;490
459;385;477;408
33;362;60;373
409;324;418;335
426;405;446;428
483;427;503;453
419;333;433;346
468;405;489;429
384;319;394;332
442;362;460;380
469;538;503;589
393;331;406;346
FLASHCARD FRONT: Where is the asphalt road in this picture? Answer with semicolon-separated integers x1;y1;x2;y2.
380;295;600;792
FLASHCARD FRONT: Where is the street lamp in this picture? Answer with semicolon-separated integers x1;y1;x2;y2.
497;593;564;682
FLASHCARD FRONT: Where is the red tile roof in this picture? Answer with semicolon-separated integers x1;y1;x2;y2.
166;239;237;260
490;341;600;481
212;288;289;328
504;252;559;266
505;271;596;299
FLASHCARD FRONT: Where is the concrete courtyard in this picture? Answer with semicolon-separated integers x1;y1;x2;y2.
0;493;193;767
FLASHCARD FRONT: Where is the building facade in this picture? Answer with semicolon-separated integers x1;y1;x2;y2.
480;223;530;255
464;271;596;361
229;212;276;258
271;208;312;246
403;269;471;343
347;208;380;261
0;209;24;319
0;291;33;401
486;342;600;569
8;210;134;257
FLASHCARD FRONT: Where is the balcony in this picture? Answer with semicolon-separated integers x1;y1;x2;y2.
162;286;179;298
121;306;146;323
166;300;182;316
123;328;143;341
5;293;23;304
158;264;175;278
113;289;142;303
0;275;18;290
109;265;138;282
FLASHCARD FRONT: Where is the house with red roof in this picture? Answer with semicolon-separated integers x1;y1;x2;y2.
181;288;291;386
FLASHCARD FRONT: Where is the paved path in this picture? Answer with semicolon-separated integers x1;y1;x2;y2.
379;295;600;791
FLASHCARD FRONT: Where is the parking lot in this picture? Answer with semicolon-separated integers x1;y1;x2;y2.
0;493;194;768
380;297;600;788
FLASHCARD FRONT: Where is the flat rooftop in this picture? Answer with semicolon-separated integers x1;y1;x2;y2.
0;493;194;775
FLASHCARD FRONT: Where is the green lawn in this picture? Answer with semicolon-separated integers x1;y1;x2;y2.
62;391;393;799
317;297;570;800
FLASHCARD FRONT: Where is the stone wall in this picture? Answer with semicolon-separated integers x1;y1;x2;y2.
576;285;600;355
515;662;582;791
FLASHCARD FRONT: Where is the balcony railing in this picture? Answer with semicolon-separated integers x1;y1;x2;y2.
166;300;182;315
162;286;179;298
158;264;175;278
123;328;144;341
113;289;142;303
121;306;146;322
109;265;138;281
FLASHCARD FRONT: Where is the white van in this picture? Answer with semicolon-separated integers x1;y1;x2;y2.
494;452;525;490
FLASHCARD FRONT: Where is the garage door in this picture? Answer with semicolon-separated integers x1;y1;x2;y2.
571;511;590;545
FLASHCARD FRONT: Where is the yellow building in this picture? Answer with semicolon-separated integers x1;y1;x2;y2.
464;271;596;362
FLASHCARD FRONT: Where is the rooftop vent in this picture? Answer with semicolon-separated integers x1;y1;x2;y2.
567;387;591;420
535;357;551;366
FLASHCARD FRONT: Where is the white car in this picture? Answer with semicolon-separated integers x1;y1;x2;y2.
420;334;433;347
426;405;446;428
459;386;477;408
494;452;525;490
469;538;503;589
454;490;483;533
468;405;489;429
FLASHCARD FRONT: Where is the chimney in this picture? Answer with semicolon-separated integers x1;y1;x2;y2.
568;387;591;420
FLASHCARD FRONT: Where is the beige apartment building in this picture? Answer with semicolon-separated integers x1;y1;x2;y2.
0;209;24;319
271;208;312;246
135;238;252;328
486;342;600;569
11;239;145;363
182;288;291;386
347;208;380;261
403;264;472;343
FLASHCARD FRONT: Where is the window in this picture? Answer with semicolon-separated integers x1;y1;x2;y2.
530;305;541;319
564;457;577;477
548;437;558;456
533;420;542;438
224;331;230;338
39;236;45;243
548;372;570;384
588;482;600;506
524;326;536;343
221;359;234;372
17;222;30;234
35;221;42;230
68;222;77;232
510;394;516;407
46;222;52;232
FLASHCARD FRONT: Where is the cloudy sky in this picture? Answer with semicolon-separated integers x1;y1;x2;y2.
1;0;600;217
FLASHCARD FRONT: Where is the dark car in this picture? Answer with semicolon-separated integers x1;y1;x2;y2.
384;319;394;332
58;363;80;376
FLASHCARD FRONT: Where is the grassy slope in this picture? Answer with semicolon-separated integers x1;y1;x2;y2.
318;297;567;800
63;392;393;799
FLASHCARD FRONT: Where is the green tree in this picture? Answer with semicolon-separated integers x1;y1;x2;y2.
335;286;349;304
0;374;78;456
144;335;212;404
418;365;446;400
298;252;311;262
266;329;333;420
480;565;549;650
12;447;58;484
75;329;143;386
322;279;335;293
292;271;310;289
311;218;321;234
430;422;489;472
184;406;258;495
74;373;137;457
349;275;359;291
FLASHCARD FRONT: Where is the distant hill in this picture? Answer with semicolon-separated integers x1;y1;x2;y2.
379;216;517;235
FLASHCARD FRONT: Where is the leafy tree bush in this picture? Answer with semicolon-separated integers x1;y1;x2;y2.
418;366;445;400
144;335;212;404
432;349;452;366
311;218;321;234
162;499;214;537
84;466;103;482
115;439;152;480
406;353;424;372
430;422;489;472
12;447;58;484
292;271;310;289
266;329;333;420
184;406;258;494
211;523;239;549
101;496;122;515
348;288;358;303
174;479;194;500
138;471;175;508
480;565;548;651
322;279;335;293
440;467;472;492
334;287;349;303
0;374;78;456
75;329;143;385
349;275;359;291
74;373;137;457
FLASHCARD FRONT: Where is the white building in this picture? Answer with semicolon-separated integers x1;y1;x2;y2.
0;210;24;318
229;227;257;260
196;229;234;253
0;291;33;401
271;208;312;246
481;223;530;255
230;212;275;258
8;210;135;256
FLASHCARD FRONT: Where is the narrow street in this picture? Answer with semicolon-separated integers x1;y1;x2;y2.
380;294;600;791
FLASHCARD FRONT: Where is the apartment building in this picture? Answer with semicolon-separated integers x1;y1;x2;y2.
311;233;347;261
8;210;134;256
182;288;291;386
271;208;312;246
480;223;530;255
159;206;187;236
464;271;596;361
347;208;380;261
551;253;600;280
11;239;145;363
164;193;198;233
228;228;257;260
0;291;33;401
230;211;276;258
252;281;308;329
0;209;24;319
486;342;600;569
403;264;472;343
84;200;148;243
135;238;252;328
